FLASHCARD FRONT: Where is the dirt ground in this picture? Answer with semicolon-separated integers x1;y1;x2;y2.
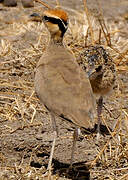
0;0;128;179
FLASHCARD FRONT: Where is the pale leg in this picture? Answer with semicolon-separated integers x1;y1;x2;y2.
47;113;57;170
43;113;57;177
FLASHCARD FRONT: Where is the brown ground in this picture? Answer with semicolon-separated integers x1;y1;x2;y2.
0;0;128;179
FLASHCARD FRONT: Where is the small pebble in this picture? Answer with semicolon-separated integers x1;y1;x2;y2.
21;0;34;8
3;0;17;7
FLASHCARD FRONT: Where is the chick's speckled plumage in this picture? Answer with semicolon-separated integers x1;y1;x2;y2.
78;45;116;96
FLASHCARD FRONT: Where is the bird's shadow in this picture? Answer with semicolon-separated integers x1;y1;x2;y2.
81;123;112;136
52;159;90;180
30;124;111;179
30;152;90;179
94;124;112;135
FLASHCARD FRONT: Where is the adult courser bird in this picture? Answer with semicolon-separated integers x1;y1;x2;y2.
35;9;96;172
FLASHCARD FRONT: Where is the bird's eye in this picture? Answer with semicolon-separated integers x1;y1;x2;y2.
43;16;49;21
95;65;102;72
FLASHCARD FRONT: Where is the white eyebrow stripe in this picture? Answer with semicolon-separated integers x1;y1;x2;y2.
60;19;67;29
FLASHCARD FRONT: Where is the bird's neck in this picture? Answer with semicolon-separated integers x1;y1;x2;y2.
50;34;64;46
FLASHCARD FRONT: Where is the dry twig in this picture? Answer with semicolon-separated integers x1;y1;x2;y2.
83;0;94;45
35;0;51;9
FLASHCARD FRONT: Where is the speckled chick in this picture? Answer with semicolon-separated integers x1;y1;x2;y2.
78;45;116;134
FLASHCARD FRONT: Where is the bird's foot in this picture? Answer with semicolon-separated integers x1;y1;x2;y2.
42;168;52;178
96;130;104;141
96;132;101;140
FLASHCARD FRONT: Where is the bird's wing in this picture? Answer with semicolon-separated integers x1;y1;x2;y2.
35;53;96;129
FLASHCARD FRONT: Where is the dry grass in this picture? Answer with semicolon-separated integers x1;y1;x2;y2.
0;0;128;179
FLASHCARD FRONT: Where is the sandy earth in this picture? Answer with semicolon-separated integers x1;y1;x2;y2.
0;0;128;179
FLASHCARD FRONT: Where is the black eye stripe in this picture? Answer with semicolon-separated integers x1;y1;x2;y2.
43;16;68;36
43;16;68;27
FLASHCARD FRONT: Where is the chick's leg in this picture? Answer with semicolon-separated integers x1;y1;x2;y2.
97;96;103;139
70;127;79;167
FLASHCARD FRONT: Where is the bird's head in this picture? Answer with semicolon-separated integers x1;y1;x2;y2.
42;9;68;42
